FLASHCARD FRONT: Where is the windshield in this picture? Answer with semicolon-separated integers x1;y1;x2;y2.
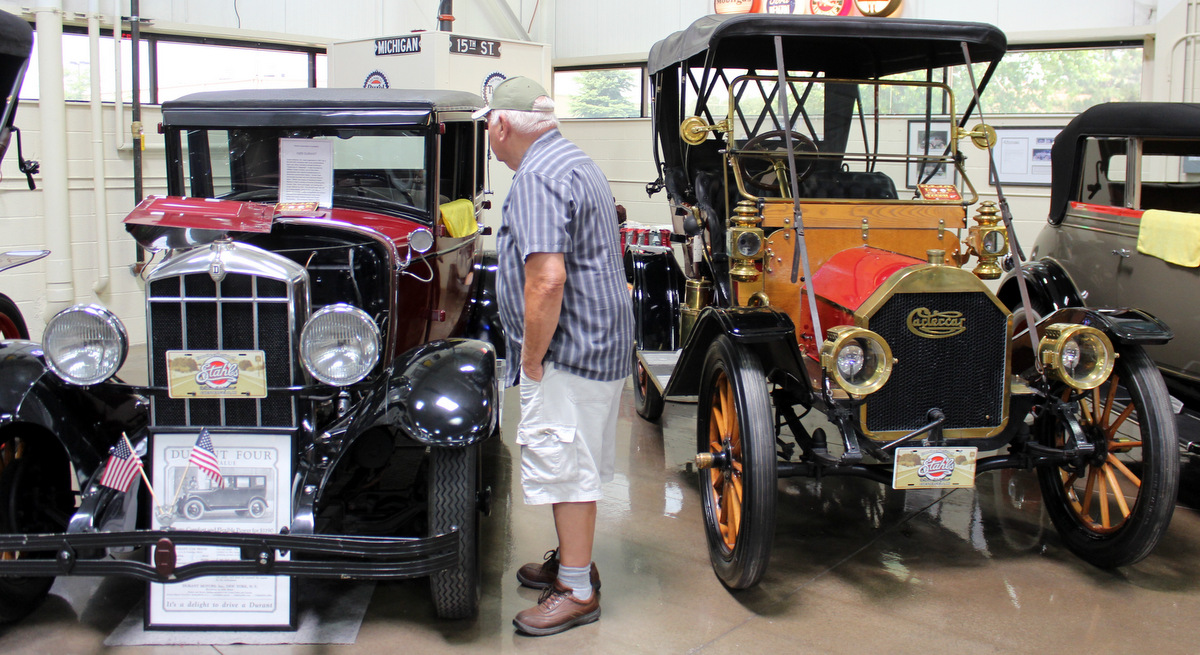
173;127;431;213
725;75;960;200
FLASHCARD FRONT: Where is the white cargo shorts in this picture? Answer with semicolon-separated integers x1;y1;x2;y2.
516;362;624;505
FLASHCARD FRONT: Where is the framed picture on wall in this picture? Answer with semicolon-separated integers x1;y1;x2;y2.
988;126;1061;186
906;120;956;188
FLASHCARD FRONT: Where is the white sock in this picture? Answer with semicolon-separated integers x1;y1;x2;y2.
557;563;593;601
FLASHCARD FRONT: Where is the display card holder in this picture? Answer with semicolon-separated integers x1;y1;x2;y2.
146;430;295;630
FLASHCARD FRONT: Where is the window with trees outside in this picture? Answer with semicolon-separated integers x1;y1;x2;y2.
951;44;1142;115
19;26;324;104
553;66;645;119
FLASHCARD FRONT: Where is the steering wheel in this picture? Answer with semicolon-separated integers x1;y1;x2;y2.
736;130;819;194
337;171;416;205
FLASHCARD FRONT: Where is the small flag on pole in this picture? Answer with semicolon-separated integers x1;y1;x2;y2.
100;437;143;492
189;429;222;485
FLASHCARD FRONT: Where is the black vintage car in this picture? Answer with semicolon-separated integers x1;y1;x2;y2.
0;89;504;621
633;14;1179;589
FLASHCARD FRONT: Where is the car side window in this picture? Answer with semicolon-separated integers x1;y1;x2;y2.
1078;137;1128;208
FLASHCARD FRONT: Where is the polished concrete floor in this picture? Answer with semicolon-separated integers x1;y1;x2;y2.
2;371;1200;654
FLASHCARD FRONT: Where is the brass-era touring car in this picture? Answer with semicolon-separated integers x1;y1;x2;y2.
631;14;1178;588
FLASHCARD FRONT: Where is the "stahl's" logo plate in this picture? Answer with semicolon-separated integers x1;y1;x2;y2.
906;307;966;339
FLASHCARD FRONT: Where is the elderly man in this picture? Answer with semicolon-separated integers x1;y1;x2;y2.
473;77;633;636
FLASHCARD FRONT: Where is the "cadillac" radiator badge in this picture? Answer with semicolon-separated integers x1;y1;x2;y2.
906;307;966;338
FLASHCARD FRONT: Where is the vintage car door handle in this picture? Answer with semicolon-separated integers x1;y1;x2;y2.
1112;248;1131;258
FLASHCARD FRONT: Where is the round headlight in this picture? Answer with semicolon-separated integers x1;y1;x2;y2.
300;304;381;387
819;326;893;397
1038;323;1114;390
44;304;128;386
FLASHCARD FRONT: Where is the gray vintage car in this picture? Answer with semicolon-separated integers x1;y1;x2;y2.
999;102;1200;449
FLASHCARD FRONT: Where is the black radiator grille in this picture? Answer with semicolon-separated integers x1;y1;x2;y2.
865;291;1008;434
149;273;298;428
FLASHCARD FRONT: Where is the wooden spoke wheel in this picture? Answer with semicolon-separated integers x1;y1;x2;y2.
736;130;818;195
633;352;664;422
696;335;776;589
1036;345;1179;568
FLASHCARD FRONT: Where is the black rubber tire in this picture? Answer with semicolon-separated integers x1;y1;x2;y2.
633;352;664;422
183;498;205;521
428;444;481;619
247;498;267;518
0;436;72;623
0;294;29;340
1036;344;1179;568
696;335;777;589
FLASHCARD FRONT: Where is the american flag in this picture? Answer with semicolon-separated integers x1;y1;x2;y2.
99;437;142;492
189;429;222;486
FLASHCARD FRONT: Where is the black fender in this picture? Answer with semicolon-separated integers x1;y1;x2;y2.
997;258;1084;312
1041;306;1172;346
663;306;808;398
464;251;505;360
630;249;686;350
0;340;147;482
342;338;498;449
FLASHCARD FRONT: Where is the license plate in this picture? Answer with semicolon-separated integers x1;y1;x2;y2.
166;350;268;399
892;446;978;489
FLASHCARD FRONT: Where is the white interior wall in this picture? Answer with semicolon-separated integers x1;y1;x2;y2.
0;0;1192;345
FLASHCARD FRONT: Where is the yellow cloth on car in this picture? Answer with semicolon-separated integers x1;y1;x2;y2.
439;199;478;238
1137;209;1200;267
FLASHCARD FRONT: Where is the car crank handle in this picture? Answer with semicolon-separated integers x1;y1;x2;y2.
880;408;946;452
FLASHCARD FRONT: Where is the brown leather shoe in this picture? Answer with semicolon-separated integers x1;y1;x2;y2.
516;549;601;590
513;580;601;636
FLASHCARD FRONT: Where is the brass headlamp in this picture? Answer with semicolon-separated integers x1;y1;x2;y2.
1038;323;1116;390
967;201;1008;279
728;200;764;282
819;326;894;398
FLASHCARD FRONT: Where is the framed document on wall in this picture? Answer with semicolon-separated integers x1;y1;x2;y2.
147;430;294;630
988;126;1060;186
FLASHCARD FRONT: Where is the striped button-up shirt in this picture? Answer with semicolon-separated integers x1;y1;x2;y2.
496;129;633;386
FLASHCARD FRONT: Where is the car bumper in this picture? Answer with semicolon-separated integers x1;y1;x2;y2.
0;528;459;583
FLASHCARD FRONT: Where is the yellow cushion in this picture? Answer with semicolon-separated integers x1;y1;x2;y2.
439;199;478;238
1137;209;1200;268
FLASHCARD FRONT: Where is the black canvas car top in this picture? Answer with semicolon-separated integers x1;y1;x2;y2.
647;14;1007;77
0;11;31;60
1048;102;1200;222
162;88;485;127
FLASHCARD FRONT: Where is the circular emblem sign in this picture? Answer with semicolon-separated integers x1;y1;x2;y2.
363;70;389;89
810;0;851;15
195;356;240;389
917;451;955;481
481;71;507;105
854;0;903;16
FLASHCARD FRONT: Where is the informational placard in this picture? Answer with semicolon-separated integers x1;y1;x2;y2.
988;127;1060;186
148;432;293;630
279;138;333;208
907;120;955;188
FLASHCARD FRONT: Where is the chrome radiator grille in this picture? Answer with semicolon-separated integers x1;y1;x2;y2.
146;244;309;428
864;291;1008;435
